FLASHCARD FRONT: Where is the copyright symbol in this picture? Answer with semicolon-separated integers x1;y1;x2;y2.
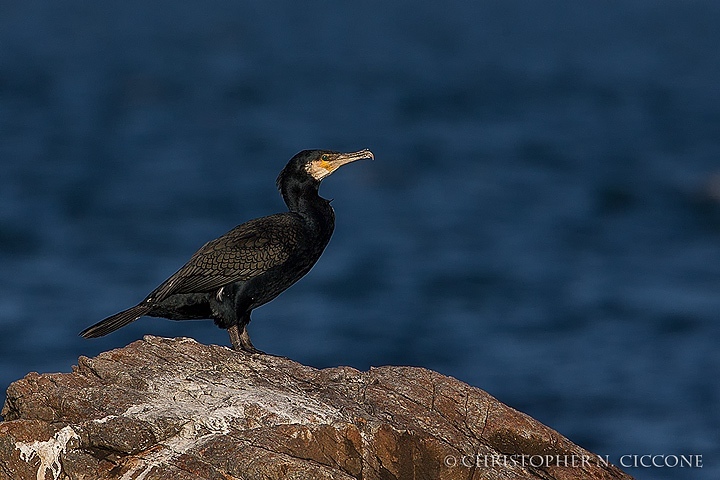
444;455;457;467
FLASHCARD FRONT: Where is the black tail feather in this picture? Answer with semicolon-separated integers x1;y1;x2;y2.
80;303;150;338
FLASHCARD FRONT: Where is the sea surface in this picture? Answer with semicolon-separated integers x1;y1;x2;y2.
1;2;719;479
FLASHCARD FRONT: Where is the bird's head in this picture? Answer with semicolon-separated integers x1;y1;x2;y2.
277;149;374;192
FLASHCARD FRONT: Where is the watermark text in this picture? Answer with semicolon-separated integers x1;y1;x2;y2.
443;453;703;470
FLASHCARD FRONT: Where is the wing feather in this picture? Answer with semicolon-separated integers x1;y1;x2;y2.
149;213;304;301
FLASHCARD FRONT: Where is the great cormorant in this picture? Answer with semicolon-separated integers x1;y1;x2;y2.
80;149;373;352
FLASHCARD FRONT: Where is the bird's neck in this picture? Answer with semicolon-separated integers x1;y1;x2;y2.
282;183;335;236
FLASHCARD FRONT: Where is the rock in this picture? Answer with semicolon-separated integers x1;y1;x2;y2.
0;336;633;480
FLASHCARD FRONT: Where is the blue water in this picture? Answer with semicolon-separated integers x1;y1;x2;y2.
1;2;719;479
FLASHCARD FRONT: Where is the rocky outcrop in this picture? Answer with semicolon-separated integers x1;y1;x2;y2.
0;336;632;479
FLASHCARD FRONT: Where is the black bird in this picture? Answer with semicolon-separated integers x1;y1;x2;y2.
80;149;373;352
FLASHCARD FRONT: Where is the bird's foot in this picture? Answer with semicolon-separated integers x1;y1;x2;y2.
228;324;265;354
234;343;265;355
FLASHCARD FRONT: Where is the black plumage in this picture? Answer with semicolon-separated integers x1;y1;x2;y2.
80;149;373;352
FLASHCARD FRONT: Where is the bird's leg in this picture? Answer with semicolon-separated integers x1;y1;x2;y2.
228;324;242;349
227;323;263;354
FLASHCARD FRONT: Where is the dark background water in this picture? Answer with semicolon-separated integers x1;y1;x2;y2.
1;2;719;479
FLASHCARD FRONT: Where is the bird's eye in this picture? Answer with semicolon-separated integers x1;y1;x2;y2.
321;155;328;161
